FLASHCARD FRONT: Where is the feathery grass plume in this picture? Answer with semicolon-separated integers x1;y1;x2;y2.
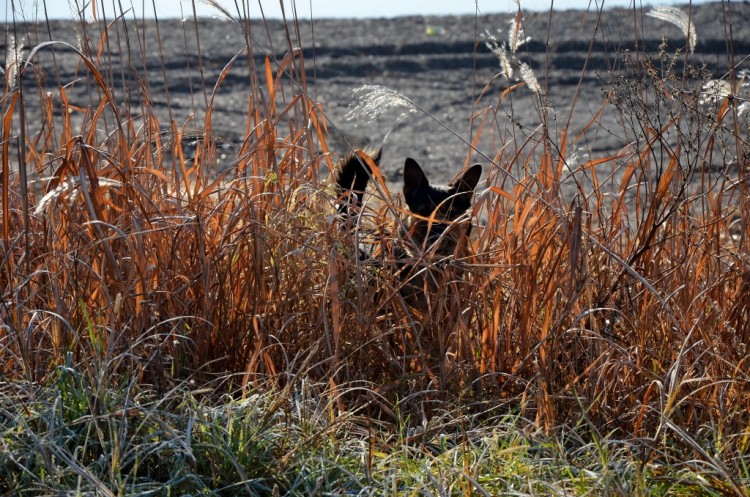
4;34;24;89
699;79;732;106
482;22;541;96
508;16;530;53
564;146;589;175
699;69;750;106
647;6;697;54
482;30;512;79
734;71;750;120
737;68;750;88
346;85;418;123
519;62;542;95
33;177;123;216
195;0;243;26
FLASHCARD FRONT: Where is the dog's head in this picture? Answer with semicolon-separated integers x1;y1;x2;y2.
402;158;481;254
403;158;481;222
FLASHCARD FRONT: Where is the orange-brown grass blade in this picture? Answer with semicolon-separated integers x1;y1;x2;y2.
554;128;568;185
1;91;18;245
328;248;342;381
500;82;527;101
265;54;276;115
466;108;490;169
310;103;332;171
355;150;391;203
23;41;127;148
488;185;515;202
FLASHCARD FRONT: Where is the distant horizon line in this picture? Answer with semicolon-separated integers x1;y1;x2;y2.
5;0;711;22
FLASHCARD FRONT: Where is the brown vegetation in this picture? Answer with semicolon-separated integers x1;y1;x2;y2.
2;2;749;470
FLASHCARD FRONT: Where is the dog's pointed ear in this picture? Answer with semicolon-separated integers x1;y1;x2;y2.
403;158;429;190
369;147;382;165
453;164;482;192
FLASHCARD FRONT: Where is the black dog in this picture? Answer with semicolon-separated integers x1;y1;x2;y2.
334;150;482;307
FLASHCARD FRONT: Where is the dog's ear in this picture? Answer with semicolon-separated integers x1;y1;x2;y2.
403;158;429;191
452;164;482;193
369;147;382;165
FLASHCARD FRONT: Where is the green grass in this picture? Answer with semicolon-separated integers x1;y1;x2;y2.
2;375;745;496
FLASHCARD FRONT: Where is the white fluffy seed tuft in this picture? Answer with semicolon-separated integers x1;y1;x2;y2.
647;6;697;54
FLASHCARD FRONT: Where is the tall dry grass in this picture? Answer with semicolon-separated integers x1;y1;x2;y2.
1;1;748;471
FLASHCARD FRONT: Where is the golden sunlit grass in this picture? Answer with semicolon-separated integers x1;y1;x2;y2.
1;1;749;494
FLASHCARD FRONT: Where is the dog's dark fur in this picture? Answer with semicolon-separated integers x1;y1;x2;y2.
333;150;482;307
333;148;382;218
401;157;482;256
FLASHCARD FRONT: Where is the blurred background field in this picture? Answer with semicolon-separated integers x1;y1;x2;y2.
5;1;748;191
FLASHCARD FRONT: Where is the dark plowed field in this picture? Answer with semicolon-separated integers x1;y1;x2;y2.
4;2;747;190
